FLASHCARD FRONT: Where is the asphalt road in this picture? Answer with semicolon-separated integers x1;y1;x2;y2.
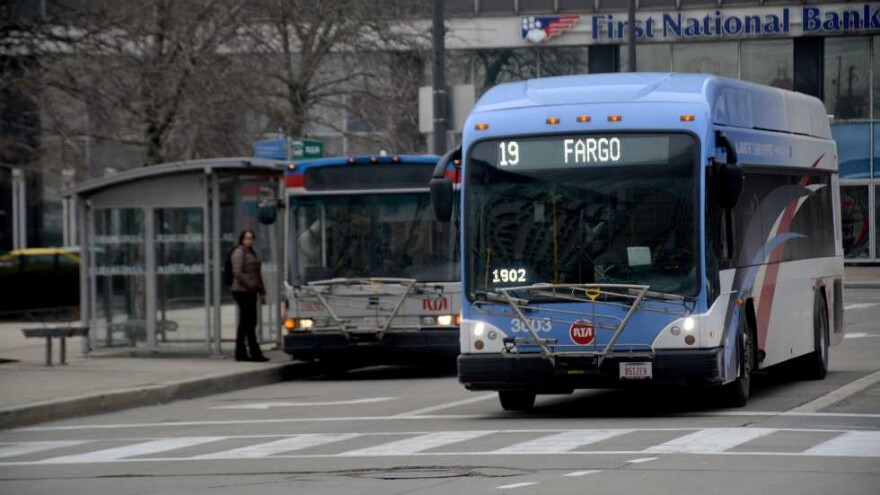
1;289;879;495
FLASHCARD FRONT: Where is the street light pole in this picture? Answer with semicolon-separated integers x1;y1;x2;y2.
431;0;448;154
627;0;637;72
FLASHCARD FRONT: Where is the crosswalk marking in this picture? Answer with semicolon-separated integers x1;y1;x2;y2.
2;428;879;465
37;437;226;464
337;430;495;456
802;432;880;457
644;428;776;454
494;430;633;454
0;441;83;459
193;434;361;459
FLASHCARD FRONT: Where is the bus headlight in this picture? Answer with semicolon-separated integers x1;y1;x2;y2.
683;317;696;332
420;316;436;326
474;322;485;337
299;318;314;330
438;315;453;326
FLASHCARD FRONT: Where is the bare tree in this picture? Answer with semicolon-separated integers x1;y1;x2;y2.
33;0;250;167
240;0;430;153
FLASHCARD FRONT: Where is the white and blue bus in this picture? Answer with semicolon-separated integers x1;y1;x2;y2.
431;73;844;410
282;154;461;369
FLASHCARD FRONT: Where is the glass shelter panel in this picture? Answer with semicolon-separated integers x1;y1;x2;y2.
93;208;146;348
154;208;206;344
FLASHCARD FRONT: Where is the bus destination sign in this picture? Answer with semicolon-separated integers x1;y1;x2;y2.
472;134;692;170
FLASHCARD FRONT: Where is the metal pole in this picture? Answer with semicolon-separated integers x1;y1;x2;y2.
627;0;637;72
432;0;448;154
211;172;223;357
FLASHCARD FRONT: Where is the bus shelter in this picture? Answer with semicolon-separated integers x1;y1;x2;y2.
64;158;285;355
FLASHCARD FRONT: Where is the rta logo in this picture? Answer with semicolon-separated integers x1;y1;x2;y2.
569;319;595;346
422;297;448;311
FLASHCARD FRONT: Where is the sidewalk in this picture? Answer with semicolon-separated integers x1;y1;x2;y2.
0;321;310;429
844;265;880;288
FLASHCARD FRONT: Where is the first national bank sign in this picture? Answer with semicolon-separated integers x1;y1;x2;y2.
521;3;880;43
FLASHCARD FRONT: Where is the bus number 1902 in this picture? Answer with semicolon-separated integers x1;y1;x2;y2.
492;268;526;284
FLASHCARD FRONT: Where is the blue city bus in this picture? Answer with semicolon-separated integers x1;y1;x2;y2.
431;73;844;410
282;154;461;370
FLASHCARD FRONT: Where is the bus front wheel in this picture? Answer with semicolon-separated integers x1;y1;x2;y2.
499;391;536;411
722;326;754;408
801;293;830;381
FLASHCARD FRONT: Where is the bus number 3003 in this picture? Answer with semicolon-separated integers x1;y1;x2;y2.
511;317;552;333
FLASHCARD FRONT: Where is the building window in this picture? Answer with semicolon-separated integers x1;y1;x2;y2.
447;50;475;85
832;123;871;179
741;39;792;90
825;36;871;120
538;46;588;77
519;0;555;12
445;0;475;15
619;43;671;72
479;0;515;14
841;186;870;259
875;36;880;120
474;49;539;95
672;42;737;79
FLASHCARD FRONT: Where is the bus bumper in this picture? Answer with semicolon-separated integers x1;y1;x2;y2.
457;347;725;391
283;329;459;363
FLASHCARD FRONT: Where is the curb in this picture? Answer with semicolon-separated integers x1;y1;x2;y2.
844;282;880;289
0;361;317;430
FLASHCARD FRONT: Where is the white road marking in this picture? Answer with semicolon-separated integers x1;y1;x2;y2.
788;369;880;413
18;408;880;433
37;437;225;464
193;434;360;459
337;430;495;456
394;394;497;417
564;470;601;477
802;432;880;457
644;428;775;454
690;411;880;419
844;333;880;339
497;482;537;489
7;428;880;466
16;415;485;432
494;430;632;454
212;397;396;410
844;303;878;311
0;441;83;459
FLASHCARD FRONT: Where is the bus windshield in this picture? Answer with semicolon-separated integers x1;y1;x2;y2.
466;132;699;300
290;193;458;284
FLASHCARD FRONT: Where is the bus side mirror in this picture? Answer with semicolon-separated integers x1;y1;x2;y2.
715;132;742;209
258;200;279;225
430;146;461;223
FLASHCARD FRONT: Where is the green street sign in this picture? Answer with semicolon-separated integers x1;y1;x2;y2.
291;139;323;159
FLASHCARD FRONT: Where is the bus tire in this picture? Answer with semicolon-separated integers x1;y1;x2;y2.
498;391;536;411
722;324;754;408
802;292;830;381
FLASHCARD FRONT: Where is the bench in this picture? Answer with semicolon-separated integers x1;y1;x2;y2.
21;326;90;366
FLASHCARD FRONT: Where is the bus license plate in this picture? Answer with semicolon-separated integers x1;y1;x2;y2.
620;362;652;380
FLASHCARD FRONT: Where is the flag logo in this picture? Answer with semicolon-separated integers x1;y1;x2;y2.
521;15;581;43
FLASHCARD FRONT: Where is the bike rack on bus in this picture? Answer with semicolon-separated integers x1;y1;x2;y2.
295;278;439;339
472;283;692;368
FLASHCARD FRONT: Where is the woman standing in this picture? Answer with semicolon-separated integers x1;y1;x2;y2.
230;230;269;362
